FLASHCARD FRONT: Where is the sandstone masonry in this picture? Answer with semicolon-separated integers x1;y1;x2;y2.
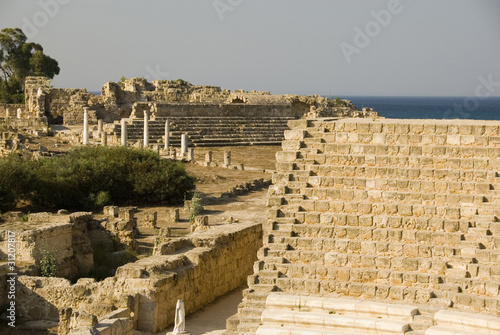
232;118;500;334
16;222;262;333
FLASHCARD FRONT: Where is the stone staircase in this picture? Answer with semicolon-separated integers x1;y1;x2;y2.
256;294;422;335
229;118;500;334
108;116;296;147
425;309;500;335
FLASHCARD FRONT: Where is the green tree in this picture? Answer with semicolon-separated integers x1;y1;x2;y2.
0;27;60;103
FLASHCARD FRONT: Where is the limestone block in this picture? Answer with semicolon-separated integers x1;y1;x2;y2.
166;208;179;223
282;140;301;151
461;135;475;145
447;135;461;145
69;310;98;330
144;212;157;228
103;206;119;217
276;151;298;162
119;207;135;221
194;215;208;226
284;129;306;140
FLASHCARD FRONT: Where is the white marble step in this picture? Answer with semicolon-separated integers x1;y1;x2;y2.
425;326;477;335
433;310;500;334
266;293;418;322
256;325;366;335
261;309;410;334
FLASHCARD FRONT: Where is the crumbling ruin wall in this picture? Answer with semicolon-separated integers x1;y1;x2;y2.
247;117;500;317
0;212;95;279
45;88;96;125
0;104;25;118
22;76;369;128
16;222;262;332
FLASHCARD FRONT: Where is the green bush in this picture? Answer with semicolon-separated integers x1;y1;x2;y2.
189;191;202;224
0;155;36;211
0;146;195;212
38;249;58;277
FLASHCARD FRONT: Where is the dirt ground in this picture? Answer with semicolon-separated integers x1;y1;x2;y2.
133;145;279;256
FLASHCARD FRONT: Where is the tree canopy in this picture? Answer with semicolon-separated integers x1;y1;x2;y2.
0;28;60;103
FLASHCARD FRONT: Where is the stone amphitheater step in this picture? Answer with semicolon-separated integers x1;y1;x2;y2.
292;175;494;196
286;187;496;205
256;325;369;335
268;255;500;286
237;290;274;333
428;309;500;334
274;198;498;220
284;152;497;172
424;326;477;335
260;309;411;334
110;115;295;147
302;130;500;148
301;142;500;160
265;294;419;322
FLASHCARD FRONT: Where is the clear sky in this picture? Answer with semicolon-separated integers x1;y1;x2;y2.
1;0;499;96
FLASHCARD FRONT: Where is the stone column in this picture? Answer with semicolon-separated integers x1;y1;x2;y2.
224;151;231;166
5;108;9;118
181;134;188;154
143;110;149;148
102;132;108;146
164;119;170;151
17;108;22;119
97;119;103;138
171;148;177;160
188;148;194;161
121;119;128;147
205;151;212;165
83;107;89;145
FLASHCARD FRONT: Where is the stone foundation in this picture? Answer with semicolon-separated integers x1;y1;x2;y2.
0;212;95;279
16;222;262;332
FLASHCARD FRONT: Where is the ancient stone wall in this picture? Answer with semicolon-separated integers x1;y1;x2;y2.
0;212;95;279
152;102;297;118
16;222;262;332
21;76;369;128
236;117;500;333
0;104;25;118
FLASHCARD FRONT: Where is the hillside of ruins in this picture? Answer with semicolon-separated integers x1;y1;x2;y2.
1;76;500;335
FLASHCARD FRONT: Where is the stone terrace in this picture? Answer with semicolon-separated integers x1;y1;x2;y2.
231;118;500;334
108;115;295;147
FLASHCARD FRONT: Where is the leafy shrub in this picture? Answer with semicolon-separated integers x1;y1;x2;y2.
189;191;202;224
0;146;195;212
38;249;58;277
0;155;36;211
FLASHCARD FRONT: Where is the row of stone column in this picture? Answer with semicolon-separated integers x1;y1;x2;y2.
81;107;188;153
3;108;23;119
204;151;232;166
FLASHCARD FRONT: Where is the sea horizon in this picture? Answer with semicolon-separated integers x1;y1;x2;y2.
339;96;500;121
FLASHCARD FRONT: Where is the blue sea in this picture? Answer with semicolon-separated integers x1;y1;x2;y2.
340;96;500;121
